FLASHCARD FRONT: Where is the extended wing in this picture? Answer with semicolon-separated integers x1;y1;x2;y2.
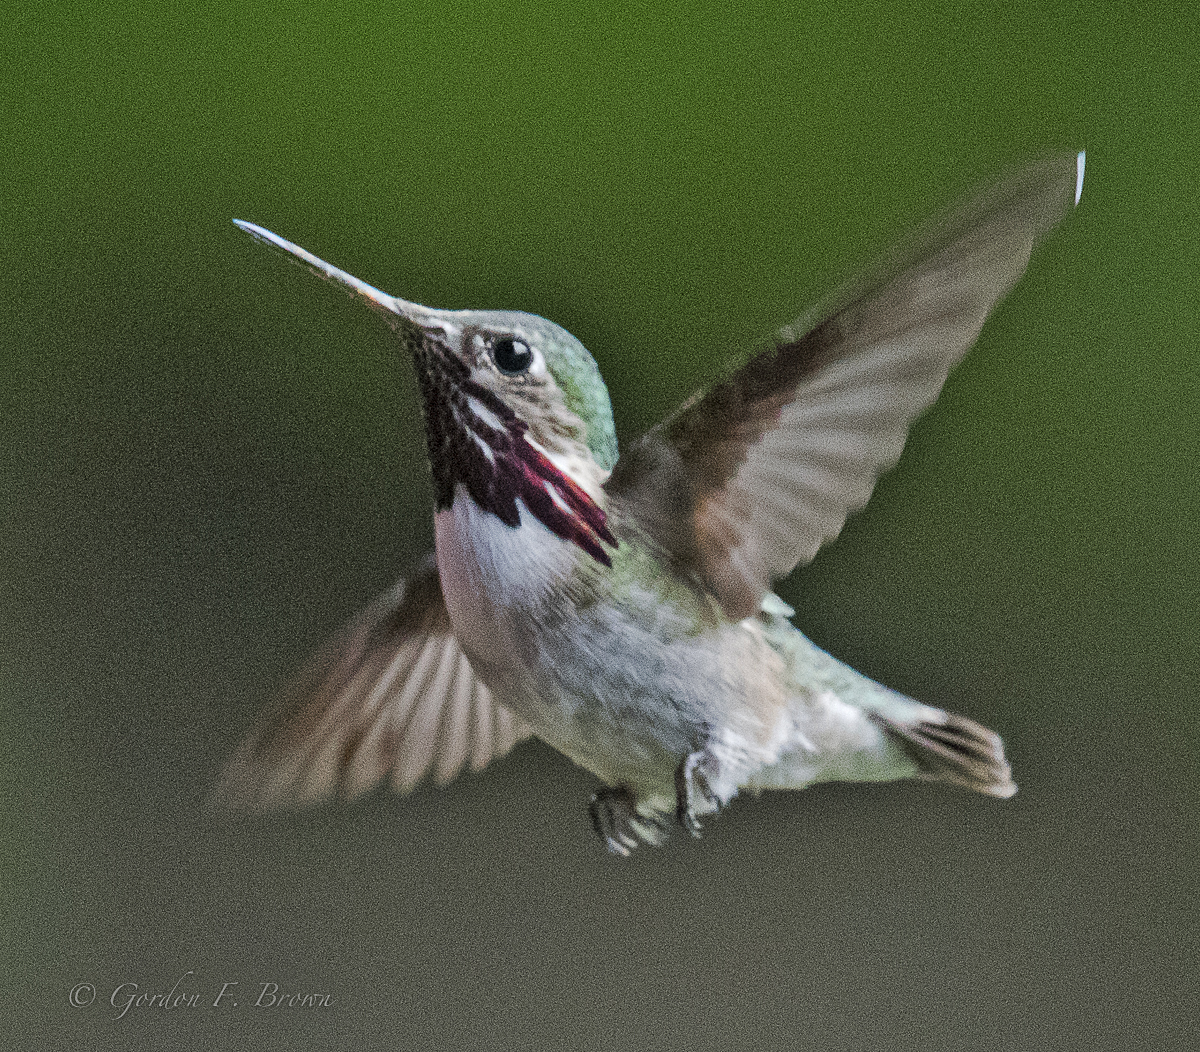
607;152;1084;620
215;554;531;810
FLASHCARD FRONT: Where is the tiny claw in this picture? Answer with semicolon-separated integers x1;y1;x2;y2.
675;749;721;838
589;785;637;855
589;785;671;855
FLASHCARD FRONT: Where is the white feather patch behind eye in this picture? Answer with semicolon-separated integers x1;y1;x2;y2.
526;345;547;376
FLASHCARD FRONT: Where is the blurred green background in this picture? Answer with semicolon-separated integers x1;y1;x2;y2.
4;2;1197;1049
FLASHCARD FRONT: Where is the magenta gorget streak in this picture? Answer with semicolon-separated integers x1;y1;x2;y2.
414;341;617;567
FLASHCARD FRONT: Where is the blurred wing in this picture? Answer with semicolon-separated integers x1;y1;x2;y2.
214;554;531;810
607;151;1084;621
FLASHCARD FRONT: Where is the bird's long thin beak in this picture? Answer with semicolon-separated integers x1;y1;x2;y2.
232;219;419;320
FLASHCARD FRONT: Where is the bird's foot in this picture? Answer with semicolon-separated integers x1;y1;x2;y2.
675;748;723;837
589;785;671;856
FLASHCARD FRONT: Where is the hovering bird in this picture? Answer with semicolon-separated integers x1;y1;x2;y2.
217;152;1085;854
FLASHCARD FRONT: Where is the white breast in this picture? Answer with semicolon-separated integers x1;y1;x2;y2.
434;486;576;676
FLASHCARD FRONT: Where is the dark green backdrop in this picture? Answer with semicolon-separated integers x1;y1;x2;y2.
5;3;1196;1050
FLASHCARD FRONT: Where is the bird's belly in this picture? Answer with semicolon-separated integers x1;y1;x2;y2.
434;489;790;792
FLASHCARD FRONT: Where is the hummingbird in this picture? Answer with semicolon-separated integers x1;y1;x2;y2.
217;151;1085;854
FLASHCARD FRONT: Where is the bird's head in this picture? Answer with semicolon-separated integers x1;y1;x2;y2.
234;221;619;564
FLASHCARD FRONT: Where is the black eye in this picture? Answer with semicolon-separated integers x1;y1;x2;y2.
491;336;534;375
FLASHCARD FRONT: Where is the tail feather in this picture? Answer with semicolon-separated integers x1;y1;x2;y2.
869;709;1017;799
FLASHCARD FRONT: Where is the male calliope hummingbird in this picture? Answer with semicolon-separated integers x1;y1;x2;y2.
217;151;1086;854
